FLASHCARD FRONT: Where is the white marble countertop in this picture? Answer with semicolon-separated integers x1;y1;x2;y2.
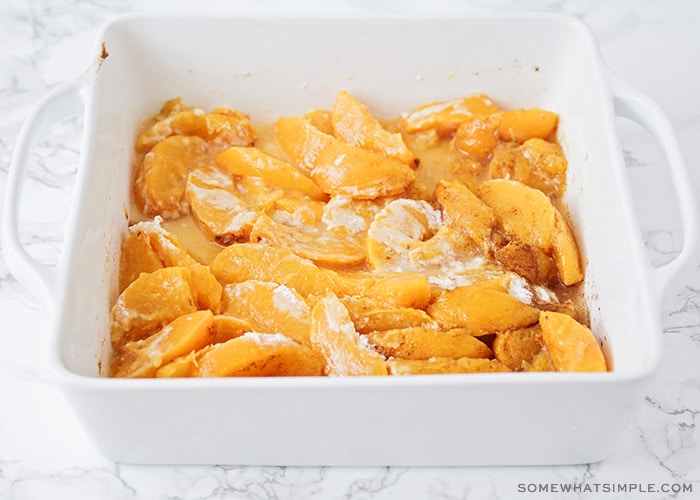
1;0;699;498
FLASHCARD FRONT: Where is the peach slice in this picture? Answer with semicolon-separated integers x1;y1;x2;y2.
310;293;388;376
552;210;584;286
433;179;497;257
321;195;390;236
304;109;335;135
340;295;437;334
478;178;582;285
111;310;216;378
118;216;198;292
135;98;256;153
211;314;255;344
366;198;443;269
386;357;511;375
478;179;556;251
192;332;325;377
250;212;367;267
209;243;339;297
539;311;607;372
497;108;558;143
493;240;557;285
221;280;311;346
275;116;416;199
365;198;491;287
186;265;224;312
453;114;500;161
331;90;417;166
274;116;332;175
489;138;567;198
110;265;222;346
329;269;432;310
134;135;211;219
185;167;269;245
268;194;326;227
353;308;437;334
368;327;492;360
314;140;416;199
426;283;540;334
216;146;326;201
155;351;198;378
492;325;554;371
400;94;500;135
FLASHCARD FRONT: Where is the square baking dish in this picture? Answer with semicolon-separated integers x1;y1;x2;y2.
4;12;698;466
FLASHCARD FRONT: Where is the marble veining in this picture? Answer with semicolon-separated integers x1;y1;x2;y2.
1;0;699;499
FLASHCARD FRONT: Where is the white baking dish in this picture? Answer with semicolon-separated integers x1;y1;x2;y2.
4;12;698;466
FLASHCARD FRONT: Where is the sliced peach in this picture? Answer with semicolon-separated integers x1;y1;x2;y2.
400;94;500;135
426;283;540;334
134;97;186;152
478;179;556;251
205;106;257;146
216;146;326;201
186;167;281;245
489;139;567;198
517;138;568;197
368;327;492;360
186;265;223;313
135;99;256;153
110;265;222;346
192;332;325;377
269;194;326;227
329;269;432;310
111;310;216;378
363;272;433;310
211;314;254;343
155;351;198;378
321;195;389;236
341;295;437;334
209;243;339;297
310;293;387;376
236;174;287;204
539;311;607;372
366;198;443;269
118;230;163;293
365;198;490;287
275;115;333;175
356;308;437;334
221;280;311;346
134;135;211;219
552;210;584;285
386;357;511;375
526;350;559;371
332;90;417;166
304;109;334;135
478;179;582;285
493;240;557;285
453;114;500;161
433;180;496;256
118;216;198;292
492;325;554;371
250;212;366;267
275;116;416;199
497;108;558;143
312;138;416;199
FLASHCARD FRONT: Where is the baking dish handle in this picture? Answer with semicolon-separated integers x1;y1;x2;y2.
610;76;700;304
2;80;86;308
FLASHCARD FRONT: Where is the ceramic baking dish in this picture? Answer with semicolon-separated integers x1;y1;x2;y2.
4;12;698;466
